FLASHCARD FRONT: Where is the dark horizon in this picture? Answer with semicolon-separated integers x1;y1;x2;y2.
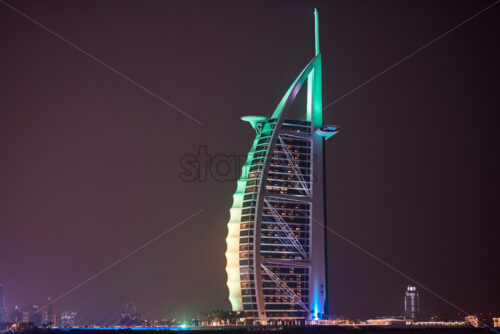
0;0;499;325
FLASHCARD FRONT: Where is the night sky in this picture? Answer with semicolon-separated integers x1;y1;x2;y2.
1;0;499;325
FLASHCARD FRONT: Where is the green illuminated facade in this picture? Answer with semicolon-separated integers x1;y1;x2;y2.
225;9;338;324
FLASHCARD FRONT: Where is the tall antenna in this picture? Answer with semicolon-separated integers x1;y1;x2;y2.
314;8;320;55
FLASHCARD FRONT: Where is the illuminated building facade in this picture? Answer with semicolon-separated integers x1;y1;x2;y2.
120;302;141;326
225;9;338;324
465;315;479;328
404;286;419;320
60;311;77;328
10;306;22;323
41;296;55;327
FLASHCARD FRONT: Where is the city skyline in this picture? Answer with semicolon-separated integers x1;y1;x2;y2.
0;0;499;325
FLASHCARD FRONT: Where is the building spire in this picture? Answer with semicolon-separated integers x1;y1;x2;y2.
314;8;320;55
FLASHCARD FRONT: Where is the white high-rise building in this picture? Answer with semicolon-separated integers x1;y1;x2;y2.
404;285;419;319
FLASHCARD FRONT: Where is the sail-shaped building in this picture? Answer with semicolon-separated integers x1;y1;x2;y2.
225;9;338;325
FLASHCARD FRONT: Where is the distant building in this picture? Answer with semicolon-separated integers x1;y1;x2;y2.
10;306;22;323
21;308;30;323
41;296;55;327
60;311;77;327
493;317;500;327
414;320;466;327
366;318;408;327
120;302;140;326
0;280;4;322
478;313;495;328
465;315;479;328
404;286;419;319
28;305;41;326
17;304;41;325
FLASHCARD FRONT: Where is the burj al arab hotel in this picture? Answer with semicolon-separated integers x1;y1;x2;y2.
225;9;338;325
